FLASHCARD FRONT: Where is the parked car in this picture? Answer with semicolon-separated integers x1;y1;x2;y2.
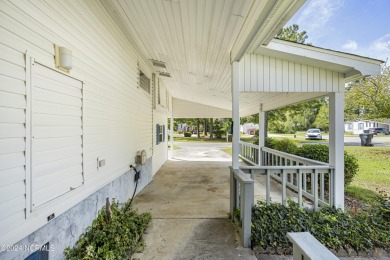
305;129;322;140
369;127;390;135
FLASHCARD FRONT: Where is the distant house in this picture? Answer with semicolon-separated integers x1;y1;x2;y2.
177;123;197;133
345;120;390;134
240;123;259;135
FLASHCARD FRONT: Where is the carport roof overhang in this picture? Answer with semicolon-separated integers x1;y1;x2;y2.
256;39;384;82
173;40;383;118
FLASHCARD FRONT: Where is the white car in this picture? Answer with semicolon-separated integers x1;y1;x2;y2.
305;129;322;140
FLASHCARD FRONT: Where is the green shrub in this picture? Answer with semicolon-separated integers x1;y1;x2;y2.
252;200;390;254
296;144;358;186
264;138;359;187
183;132;192;137
272;138;299;155
213;129;224;138
263;137;274;148
64;200;151;259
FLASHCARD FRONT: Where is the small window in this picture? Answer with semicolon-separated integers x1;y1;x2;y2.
156;124;165;145
159;125;164;143
347;123;353;130
358;123;364;130
139;70;150;93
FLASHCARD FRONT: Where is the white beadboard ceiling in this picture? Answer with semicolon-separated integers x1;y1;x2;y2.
101;0;382;117
101;0;308;115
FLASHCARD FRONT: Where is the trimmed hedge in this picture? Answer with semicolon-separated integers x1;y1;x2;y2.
183;132;192;137
263;138;358;186
296;144;358;186
252;199;390;254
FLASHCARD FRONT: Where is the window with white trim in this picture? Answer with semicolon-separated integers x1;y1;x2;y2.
156;124;165;145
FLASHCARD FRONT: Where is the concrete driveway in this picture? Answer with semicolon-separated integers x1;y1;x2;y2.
133;142;256;260
173;142;232;161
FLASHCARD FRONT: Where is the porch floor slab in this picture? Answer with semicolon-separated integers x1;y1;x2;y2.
133;158;256;259
132;142;304;259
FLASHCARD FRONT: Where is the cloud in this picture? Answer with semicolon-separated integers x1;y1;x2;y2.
348;35;390;63
369;34;390;52
342;40;358;51
365;34;390;63
295;0;344;41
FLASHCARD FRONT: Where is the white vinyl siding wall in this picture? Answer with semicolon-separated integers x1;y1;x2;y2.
152;109;168;176
239;54;345;93
0;0;164;246
152;81;170;175
0;42;27;245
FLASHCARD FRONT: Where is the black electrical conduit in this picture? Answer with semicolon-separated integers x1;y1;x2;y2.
124;165;140;213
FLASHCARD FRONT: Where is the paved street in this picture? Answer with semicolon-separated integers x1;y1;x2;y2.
269;134;390;147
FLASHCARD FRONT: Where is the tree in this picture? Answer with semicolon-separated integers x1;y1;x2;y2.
275;24;310;45
209;118;214;139
345;66;390;120
266;99;327;133
313;105;329;132
197;119;200;138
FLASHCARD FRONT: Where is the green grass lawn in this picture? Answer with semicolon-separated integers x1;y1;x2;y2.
222;147;232;155
175;132;390;198
174;136;228;143
168;145;181;150
240;134;257;143
345;146;390;199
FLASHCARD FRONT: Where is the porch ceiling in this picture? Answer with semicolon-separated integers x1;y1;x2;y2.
101;0;382;119
101;0;305;111
239;92;327;117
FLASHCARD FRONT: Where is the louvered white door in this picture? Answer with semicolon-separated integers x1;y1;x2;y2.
31;62;83;208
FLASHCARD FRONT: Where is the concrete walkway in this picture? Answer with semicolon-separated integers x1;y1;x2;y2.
133;142;256;259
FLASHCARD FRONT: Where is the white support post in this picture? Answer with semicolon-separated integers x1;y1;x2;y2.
259;105;266;166
232;61;240;169
241;179;254;248
229;167;237;219
329;92;344;210
170;116;174;159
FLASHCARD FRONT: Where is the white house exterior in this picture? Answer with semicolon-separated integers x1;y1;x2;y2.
0;1;173;258
0;0;383;257
345;120;390;134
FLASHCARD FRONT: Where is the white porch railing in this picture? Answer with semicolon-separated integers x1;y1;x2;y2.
232;141;335;247
239;141;259;165
230;167;253;248
239;141;334;208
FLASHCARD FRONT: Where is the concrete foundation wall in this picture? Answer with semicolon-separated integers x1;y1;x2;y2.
0;158;152;260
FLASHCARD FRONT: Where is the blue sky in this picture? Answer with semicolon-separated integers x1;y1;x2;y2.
287;0;390;64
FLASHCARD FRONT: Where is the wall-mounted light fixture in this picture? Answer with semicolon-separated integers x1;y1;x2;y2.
54;44;72;72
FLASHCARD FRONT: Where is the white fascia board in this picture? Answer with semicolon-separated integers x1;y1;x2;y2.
256;40;383;81
230;0;306;62
172;98;232;118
